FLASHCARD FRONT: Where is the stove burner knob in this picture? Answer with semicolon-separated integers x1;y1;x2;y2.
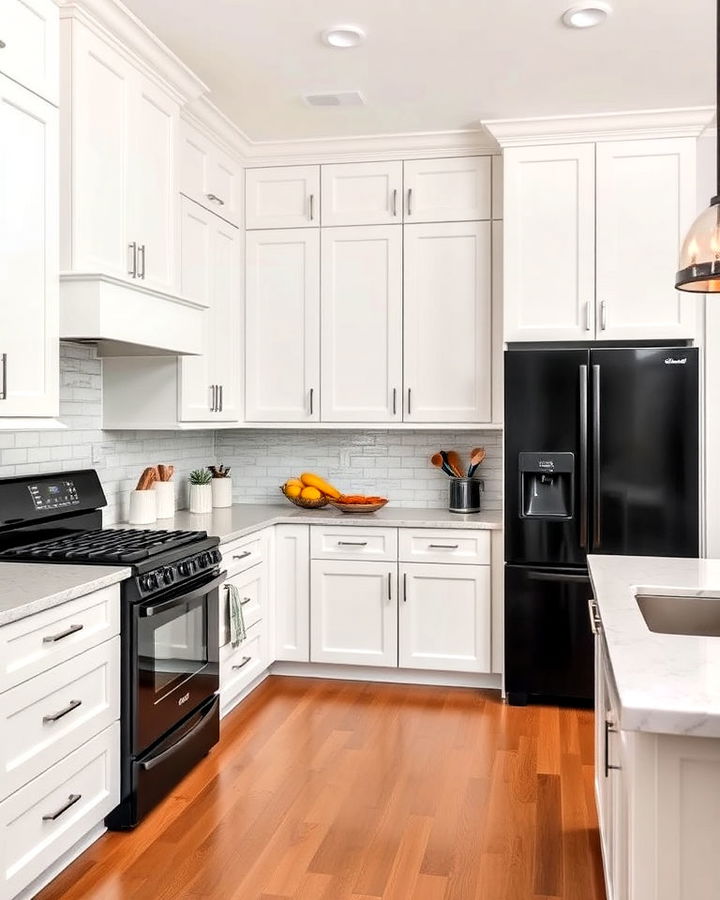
145;572;158;592
140;575;150;592
199;553;211;568
178;561;190;577
163;567;175;585
211;549;221;564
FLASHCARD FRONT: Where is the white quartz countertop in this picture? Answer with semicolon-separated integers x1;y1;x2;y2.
588;554;720;738
0;562;129;626
114;503;503;544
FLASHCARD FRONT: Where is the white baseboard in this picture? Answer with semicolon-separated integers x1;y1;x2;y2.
219;669;270;719
270;661;502;690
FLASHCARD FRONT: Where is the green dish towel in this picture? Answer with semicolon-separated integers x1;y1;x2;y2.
227;583;247;648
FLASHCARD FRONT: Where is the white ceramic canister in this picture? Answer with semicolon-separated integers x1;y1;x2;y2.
189;483;212;515
128;490;157;525
153;480;176;519
211;477;232;508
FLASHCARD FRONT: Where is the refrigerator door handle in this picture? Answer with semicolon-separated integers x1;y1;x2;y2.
527;571;591;584
579;364;589;550
592;364;601;550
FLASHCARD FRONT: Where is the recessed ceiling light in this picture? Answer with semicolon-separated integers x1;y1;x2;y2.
321;25;366;49
561;2;612;28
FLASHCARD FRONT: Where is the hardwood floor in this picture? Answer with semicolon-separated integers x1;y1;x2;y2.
38;677;606;900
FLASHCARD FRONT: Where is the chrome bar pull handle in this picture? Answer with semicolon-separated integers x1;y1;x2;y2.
585;301;592;331
43;623;83;643
128;242;137;278
309;387;314;416
388;573;392;601
206;193;225;206
403;572;408;602
233;551;252;561
337;540;368;547
600;300;608;331
138;244;146;280
579;364;589;550
0;352;6;400
43;794;82;821
407;188;413;216
232;657;251;670
43;699;82;724
592;364;601;549
219;384;223;412
392;188;398;217
392;387;397;415
407;388;412;416
309;193;315;221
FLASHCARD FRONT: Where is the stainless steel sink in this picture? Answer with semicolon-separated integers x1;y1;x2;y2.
636;593;720;637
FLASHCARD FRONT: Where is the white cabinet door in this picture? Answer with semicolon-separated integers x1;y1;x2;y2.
403;156;491;222
321;225;403;422
245;229;320;422
399;564;491;672
403;221;491;422
274;525;310;662
179;119;241;225
503;144;596;342
208;147;242;226
0;74;58;417
0;0;59;104
65;23;132;279
246;165;320;229
179;199;240;422
596;138;696;341
127;74;179;294
310;560;397;667
321;161;403;226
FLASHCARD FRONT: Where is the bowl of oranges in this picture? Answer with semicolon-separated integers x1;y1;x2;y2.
280;473;340;509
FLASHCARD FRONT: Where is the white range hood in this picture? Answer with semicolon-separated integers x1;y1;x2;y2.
59;274;208;357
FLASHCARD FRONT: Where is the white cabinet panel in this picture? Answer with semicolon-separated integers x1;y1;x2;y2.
321;226;403;421
403;221;491;422
311;526;398;562
179;119;241;225
246;165;319;229
274;525;310;662
398;529;491;565
0;74;58;417
0;0;59;104
209;215;241;420
503;143;596;342
321;161;403;225
220;561;266;647
595;139;695;341
245;229;320;421
220;622;267;714
399;563;491;672
403;156;491;222
310;560;397;667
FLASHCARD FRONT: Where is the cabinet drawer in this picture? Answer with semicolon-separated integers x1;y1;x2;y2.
0;0;59;105
221;530;268;576
220;622;267;710
220;561;266;647
311;526;397;561
0;722;120;900
0;585;121;693
0;637;120;800
398;529;490;565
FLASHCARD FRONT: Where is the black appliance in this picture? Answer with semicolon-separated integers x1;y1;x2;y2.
0;469;224;829
504;346;699;706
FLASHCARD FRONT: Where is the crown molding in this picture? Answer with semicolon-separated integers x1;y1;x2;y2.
181;97;253;161
483;107;715;148
57;0;207;105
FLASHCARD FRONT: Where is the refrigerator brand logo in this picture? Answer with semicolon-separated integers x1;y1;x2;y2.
178;692;190;707
664;357;687;365
537;460;555;471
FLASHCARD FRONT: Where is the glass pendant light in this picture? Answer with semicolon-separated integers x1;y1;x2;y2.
676;0;720;291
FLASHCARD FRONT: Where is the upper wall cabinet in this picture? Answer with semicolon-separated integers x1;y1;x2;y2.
179;118;242;226
503;138;696;342
0;72;59;418
60;19;179;295
321;161;403;226
403;157;491;223
0;0;59;105
245;166;320;229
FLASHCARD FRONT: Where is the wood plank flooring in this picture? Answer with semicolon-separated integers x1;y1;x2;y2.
37;677;606;900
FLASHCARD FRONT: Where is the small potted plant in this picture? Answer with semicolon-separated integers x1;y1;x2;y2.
209;464;232;508
188;468;213;514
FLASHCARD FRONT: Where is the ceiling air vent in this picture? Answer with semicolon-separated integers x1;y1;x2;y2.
303;91;365;107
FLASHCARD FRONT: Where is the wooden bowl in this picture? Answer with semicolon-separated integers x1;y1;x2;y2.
328;498;388;514
279;485;329;509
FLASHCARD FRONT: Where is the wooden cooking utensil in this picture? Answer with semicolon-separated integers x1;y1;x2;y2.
446;450;465;479
468;447;486;478
135;467;158;491
431;452;456;478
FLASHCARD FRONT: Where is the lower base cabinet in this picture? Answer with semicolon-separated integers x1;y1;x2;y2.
399;563;491;672
310;559;397;667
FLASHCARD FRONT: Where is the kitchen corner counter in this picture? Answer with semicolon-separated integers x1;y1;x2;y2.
114;504;503;544
0;562;130;626
588;554;720;738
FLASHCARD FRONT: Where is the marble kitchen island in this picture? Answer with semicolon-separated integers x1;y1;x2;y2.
588;554;720;900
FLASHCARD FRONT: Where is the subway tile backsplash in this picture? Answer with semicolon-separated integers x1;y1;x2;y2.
5;344;502;523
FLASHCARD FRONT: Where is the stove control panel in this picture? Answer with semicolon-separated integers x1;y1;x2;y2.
27;479;80;512
138;548;222;596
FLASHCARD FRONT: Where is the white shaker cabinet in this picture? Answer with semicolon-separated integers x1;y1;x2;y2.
403;221;492;422
399;563;491;672
503;143;597;342
179;118;242;226
178;198;241;422
0;73;59;418
403;156;491;223
245;165;320;229
245;229;320;422
595;139;695;341
310;560;398;667
0;0;59;104
321;161;403;226
321;225;403;422
274;525;310;662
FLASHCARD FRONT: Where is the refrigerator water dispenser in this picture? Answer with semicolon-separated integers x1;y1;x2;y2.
519;452;574;519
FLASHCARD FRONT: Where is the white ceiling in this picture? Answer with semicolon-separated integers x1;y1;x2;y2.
123;0;715;143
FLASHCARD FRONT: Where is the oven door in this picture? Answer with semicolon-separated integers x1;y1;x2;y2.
133;571;222;753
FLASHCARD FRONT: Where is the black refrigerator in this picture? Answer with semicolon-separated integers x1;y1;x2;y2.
504;346;699;706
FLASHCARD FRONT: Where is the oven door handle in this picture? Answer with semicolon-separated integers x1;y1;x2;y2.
139;696;219;771
140;572;226;617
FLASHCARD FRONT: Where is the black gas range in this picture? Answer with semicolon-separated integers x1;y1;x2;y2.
0;469;225;829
